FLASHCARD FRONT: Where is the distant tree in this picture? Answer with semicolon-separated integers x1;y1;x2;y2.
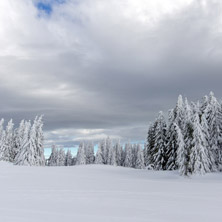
85;142;94;164
135;144;145;169
65;149;73;166
153;111;167;170
124;143;133;168
76;142;86;165
14;121;35;166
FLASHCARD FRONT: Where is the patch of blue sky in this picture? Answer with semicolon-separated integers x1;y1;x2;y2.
35;0;67;16
44;144;99;159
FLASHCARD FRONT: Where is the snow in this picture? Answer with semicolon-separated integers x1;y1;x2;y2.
0;162;222;222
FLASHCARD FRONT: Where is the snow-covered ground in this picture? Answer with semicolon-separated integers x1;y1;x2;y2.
0;162;222;222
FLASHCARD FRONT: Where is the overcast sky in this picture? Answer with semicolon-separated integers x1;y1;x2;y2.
0;0;222;146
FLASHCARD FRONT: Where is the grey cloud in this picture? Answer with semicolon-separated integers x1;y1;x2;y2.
0;0;222;146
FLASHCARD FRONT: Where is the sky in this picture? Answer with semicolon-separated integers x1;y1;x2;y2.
0;0;222;146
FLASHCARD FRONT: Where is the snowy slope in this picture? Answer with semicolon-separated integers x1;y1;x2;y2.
0;162;222;222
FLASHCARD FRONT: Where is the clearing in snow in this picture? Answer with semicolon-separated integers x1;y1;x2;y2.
0;162;222;222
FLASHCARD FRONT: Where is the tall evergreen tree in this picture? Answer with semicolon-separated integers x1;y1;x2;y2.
124;143;133;168
76;142;86;165
65;149;73;166
14;121;35;166
135;144;145;169
95;142;103;164
153;111;167;170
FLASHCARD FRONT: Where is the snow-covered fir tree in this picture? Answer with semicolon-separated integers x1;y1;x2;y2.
3;119;14;162
146;122;157;167
0;119;5;160
85;142;94;164
114;140;123;166
95;141;104;164
65;149;73;166
76;142;86;165
48;144;59;166
190;112;211;174
14;121;35;166
135;144;145;169
57;148;66;166
153;111;167;170
106;137;113;165
124;143;133;168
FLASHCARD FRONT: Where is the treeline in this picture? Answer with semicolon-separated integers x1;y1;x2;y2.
145;92;222;175
46;92;222;176
47;138;145;169
0;116;45;166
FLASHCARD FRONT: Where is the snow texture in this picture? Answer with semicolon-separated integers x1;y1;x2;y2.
0;161;221;222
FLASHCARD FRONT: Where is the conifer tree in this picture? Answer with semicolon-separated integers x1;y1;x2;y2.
124;143;133;168
153;111;167;170
95;142;104;164
76;142;86;165
135;144;145;169
85;142;94;164
114;140;123;166
14;121;35;166
65;149;73;166
190;112;211;174
4;119;14;162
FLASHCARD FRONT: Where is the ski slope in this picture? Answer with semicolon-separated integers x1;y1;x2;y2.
0;161;221;222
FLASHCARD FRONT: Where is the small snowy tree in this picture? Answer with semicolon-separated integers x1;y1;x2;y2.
135;144;145;169
190;112;211;174
114;140;123;166
14;121;35;166
65;149;73;166
124;143;133;168
153;111;167;170
4;119;14;162
0;119;5;160
48;144;59;166
95;142;104;164
85;142;94;164
76;142;86;165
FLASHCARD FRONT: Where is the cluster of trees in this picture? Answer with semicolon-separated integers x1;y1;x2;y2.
47;137;145;169
1;92;221;177
0;116;45;166
145;92;222;175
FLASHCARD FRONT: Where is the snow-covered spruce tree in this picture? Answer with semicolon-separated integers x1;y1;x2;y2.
143;142;148;167
0;119;5;160
111;144;117;166
57;148;65;166
153;111;167;170
95;141;104;164
48;144;59;166
172;95;185;130
175;123;186;175
85;142;94;164
124;143;133;168
145;122;157;167
3;119;14;162
165;122;178;170
114;140;123;166
183;120;195;176
14;120;26;161
34;116;45;166
106;137;113;165
204;92;222;170
14;121;36;166
132;144;138;168
65;149;73;166
135;144;145;169
76;142;86;165
200;112;215;171
189;112;211;174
